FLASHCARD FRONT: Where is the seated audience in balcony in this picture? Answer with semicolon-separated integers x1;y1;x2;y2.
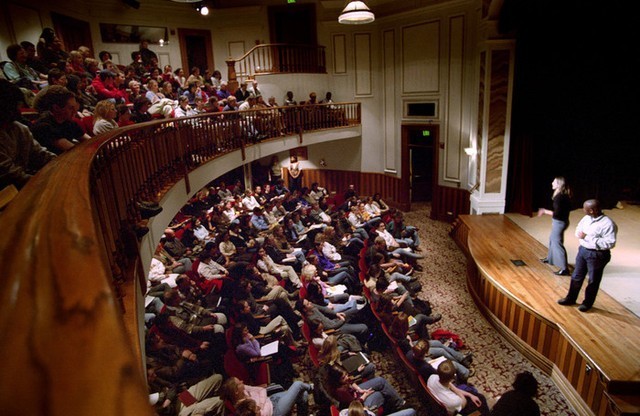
235;81;251;103
174;96;196;118
68;50;88;78
145;79;165;104
163;228;193;260
238;93;256;111
297;298;369;343
183;82;208;106
37;28;68;70
426;360;490;416
197;251;229;281
31;85;89;154
216;81;231;102
186;66;204;86
490;371;540;416
318;334;376;380
92;100;118;135
284;91;297;106
0;79;56;190
402;335;472;384
173;67;187;90
139;40;158;69
116;104;134;127
161;81;178;101
210;69;223;90
148;372;225;416
84;58;100;78
46;68;68;88
223;95;239;112
131;97;152;123
4;44;47;90
91;70;126;102
66;74;97;113
20;41;49;76
127;80;142;103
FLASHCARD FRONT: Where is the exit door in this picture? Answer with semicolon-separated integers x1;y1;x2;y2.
401;125;437;207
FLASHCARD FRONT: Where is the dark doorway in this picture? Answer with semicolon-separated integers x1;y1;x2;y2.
51;12;93;52
268;4;317;45
177;29;214;74
400;125;437;208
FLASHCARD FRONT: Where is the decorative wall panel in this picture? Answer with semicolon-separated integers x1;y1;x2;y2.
402;21;439;94
332;34;347;74
476;51;486;188
383;29;397;173
444;15;465;182
354;33;372;96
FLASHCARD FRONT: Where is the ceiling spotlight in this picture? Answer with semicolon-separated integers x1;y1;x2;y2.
200;5;209;15
338;1;375;25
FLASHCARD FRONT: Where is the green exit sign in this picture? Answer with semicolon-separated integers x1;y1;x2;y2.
422;130;431;137
287;0;296;3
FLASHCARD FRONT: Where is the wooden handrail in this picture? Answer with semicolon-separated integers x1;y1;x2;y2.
0;102;360;415
226;43;326;87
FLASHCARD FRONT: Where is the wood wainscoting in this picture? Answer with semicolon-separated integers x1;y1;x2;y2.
287;169;403;207
431;185;470;222
451;215;640;416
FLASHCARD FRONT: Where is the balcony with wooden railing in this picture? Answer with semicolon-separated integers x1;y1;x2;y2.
226;43;326;89
0;102;360;415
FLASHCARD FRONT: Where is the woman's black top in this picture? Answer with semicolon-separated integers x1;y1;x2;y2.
552;193;571;222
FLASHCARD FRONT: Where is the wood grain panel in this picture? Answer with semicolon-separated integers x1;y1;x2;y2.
430;185;470;222
452;215;640;415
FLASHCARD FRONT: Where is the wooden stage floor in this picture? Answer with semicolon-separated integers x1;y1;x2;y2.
452;214;640;416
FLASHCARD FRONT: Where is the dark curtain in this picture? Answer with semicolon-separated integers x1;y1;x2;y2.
502;0;640;212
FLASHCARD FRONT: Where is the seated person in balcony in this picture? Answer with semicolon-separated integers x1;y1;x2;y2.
92;100;118;135
161;81;179;101
234;299;300;349
320;91;335;106
216;81;231;102
139;39;158;68
173;67;187;91
20;41;49;76
427;360;490;416
221;376;312;416
318;334;376;380
238;93;256;111
307;92;318;105
145;79;165;104
174;96;195;118
4;44;47;89
183;82;206;106
31;85;89;154
210;69;223;91
45;68;68;88
242;189;261;211
186;66;204;87
0;79;56;190
284;91;297;106
223;95;239;112
235;81;251;103
91;69;127;102
130;96;153;123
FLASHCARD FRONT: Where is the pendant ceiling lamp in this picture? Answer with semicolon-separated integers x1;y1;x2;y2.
338;1;375;25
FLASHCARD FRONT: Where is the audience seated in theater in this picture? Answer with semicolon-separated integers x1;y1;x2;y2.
67;74;97;113
31;85;89;154
427;360;490;416
490;371;540;416
161;81;179;101
174;96;195;118
46;68;68;87
284;91;297;106
92;100;118;135
233;299;300;349
235;82;251;103
340;400;417;416
116;104;134;127
20;41;49;75
68;50;88;77
173;67;187;91
0;79;56;190
131;96;153;123
186;66;204;87
4;44;47;89
221;376;312;416
139;40;158;69
318;334;376;380
91;69;126;102
324;366;406;412
210;69;223;91
37;28;68;70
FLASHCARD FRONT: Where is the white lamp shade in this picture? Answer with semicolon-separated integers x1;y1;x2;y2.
338;1;375;24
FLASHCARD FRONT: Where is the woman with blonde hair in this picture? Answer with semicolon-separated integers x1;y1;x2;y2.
339;399;417;416
92;100;118;135
318;335;376;379
538;176;572;275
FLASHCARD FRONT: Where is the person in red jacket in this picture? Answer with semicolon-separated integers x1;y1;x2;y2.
91;70;127;103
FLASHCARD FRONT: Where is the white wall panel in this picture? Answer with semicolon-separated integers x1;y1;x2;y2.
402;21;440;94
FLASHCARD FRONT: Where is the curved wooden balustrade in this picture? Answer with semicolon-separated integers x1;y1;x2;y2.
227;43;326;82
0;102;360;415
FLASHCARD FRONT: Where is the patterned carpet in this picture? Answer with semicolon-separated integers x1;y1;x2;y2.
297;203;577;415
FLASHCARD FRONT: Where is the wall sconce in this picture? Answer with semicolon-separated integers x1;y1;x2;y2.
464;147;477;156
319;158;327;167
195;2;209;15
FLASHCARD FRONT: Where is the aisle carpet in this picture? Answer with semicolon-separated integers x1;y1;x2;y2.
296;203;576;415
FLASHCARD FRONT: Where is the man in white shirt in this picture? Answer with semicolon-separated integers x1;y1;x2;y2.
197;252;228;281
426;360;487;415
558;199;617;312
242;189;260;211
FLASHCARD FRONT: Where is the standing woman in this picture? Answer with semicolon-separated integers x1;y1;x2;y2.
538;176;572;275
287;155;302;192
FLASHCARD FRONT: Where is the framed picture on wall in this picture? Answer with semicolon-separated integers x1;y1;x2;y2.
99;23;168;44
289;147;307;161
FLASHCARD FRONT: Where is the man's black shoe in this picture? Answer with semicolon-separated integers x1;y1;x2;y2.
554;269;570;276
540;258;549;264
578;304;592;312
557;298;575;306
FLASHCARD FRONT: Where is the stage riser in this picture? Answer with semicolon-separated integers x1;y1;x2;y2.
451;219;637;416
